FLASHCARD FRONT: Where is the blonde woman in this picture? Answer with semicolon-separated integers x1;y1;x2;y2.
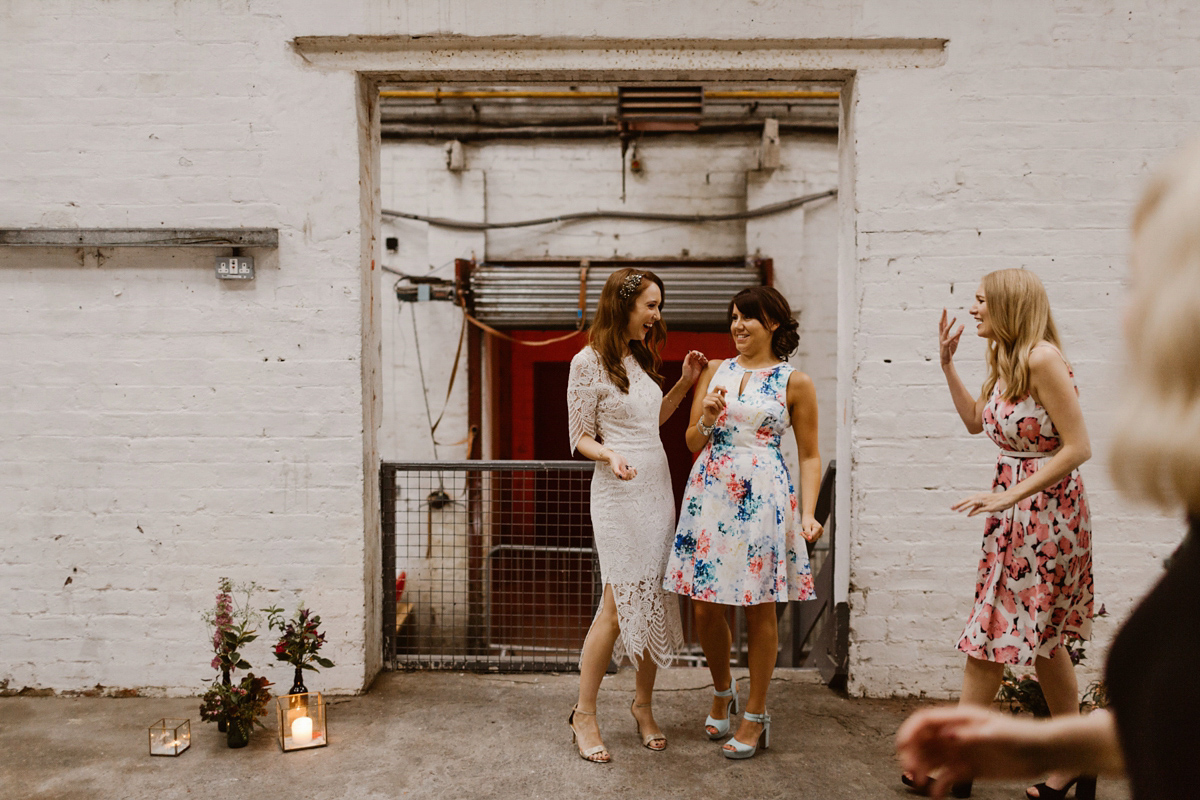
897;139;1200;800
907;269;1095;799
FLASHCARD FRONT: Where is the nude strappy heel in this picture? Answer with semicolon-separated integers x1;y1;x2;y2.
568;705;611;763
630;701;667;751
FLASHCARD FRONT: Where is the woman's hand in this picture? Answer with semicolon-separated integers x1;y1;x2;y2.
897;705;1124;794
952;489;1018;517
700;386;727;426
681;350;709;386
939;308;964;366
800;513;824;543
897;705;1052;793
601;448;637;481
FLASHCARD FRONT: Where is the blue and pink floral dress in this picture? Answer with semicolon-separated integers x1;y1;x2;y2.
957;351;1094;666
664;358;815;606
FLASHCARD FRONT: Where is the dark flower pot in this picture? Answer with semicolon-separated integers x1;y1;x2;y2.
226;720;251;749
218;669;231;732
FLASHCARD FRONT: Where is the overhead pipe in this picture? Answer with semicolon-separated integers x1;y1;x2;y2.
380;89;839;100
382;188;837;231
379;122;836;140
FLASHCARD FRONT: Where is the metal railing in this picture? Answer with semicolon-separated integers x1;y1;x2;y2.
381;459;844;682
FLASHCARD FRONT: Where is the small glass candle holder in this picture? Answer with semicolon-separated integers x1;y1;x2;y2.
276;692;327;752
148;718;191;756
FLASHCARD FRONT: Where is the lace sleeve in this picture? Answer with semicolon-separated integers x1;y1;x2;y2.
567;348;603;454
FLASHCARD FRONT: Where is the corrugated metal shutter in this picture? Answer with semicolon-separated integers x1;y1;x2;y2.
465;259;768;331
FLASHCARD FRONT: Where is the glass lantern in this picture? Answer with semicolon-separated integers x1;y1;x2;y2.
148;718;191;756
276;692;327;752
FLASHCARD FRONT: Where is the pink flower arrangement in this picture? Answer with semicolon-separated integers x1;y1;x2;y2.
201;577;261;677
210;586;234;670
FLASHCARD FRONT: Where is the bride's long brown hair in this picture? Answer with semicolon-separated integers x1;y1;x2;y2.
588;268;666;393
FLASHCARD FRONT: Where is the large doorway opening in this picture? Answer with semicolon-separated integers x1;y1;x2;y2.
376;79;841;670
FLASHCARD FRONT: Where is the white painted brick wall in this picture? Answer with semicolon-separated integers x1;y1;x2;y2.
0;2;372;696
2;0;1197;699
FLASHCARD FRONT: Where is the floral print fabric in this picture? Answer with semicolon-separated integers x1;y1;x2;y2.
664;359;815;606
957;358;1094;666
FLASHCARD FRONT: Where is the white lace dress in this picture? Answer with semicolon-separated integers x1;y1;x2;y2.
567;346;685;668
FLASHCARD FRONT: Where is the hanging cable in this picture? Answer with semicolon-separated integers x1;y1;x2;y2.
382;188;836;231
408;303;441;460
463;312;584;346
429;316;466;437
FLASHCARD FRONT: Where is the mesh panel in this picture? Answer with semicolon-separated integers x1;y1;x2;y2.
383;461;598;671
381;460;836;673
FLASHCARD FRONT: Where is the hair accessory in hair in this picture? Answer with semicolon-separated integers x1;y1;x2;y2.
618;272;643;300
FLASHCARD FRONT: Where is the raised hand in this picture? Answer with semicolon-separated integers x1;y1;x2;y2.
939;308;965;366
700;386;727;426
681;350;709;385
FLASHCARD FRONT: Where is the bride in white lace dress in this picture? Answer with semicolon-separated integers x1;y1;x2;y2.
565;267;707;763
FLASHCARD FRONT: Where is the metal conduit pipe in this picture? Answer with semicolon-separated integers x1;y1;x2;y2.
380;89;839;100
383;188;836;231
379;123;837;140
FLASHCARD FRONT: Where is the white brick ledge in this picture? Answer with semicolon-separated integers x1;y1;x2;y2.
291;35;948;75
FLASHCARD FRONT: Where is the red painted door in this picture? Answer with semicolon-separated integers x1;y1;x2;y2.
487;331;733;652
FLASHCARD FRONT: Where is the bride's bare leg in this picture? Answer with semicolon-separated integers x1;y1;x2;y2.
631;655;666;748
574;585;620;759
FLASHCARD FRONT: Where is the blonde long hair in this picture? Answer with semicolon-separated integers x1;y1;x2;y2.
588;268;666;393
980;268;1066;403
1112;138;1200;511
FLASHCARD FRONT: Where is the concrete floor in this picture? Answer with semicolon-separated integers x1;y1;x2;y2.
1;668;1130;800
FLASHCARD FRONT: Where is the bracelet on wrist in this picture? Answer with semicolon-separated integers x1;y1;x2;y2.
696;418;715;437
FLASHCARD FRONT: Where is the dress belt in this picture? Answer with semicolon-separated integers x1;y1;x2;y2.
998;449;1059;459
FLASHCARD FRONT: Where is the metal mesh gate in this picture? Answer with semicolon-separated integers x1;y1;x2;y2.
381;460;845;680
382;460;597;671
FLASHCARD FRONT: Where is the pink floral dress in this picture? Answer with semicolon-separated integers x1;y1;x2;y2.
663;359;815;606
957;358;1094;666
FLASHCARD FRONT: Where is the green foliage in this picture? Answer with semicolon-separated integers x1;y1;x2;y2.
998;668;1052;717
264;604;335;673
201;578;263;676
199;673;273;729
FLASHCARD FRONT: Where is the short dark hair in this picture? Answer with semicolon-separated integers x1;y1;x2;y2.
728;286;800;360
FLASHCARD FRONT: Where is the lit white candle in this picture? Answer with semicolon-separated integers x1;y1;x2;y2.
291;715;313;745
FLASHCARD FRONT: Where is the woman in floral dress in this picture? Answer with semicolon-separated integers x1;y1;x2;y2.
664;286;822;760
911;268;1094;800
566;267;707;763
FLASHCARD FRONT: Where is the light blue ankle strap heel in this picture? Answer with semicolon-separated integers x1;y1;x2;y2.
704;680;738;740
722;710;770;759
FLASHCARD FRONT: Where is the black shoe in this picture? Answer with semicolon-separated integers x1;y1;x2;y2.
901;773;973;798
1026;776;1096;800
